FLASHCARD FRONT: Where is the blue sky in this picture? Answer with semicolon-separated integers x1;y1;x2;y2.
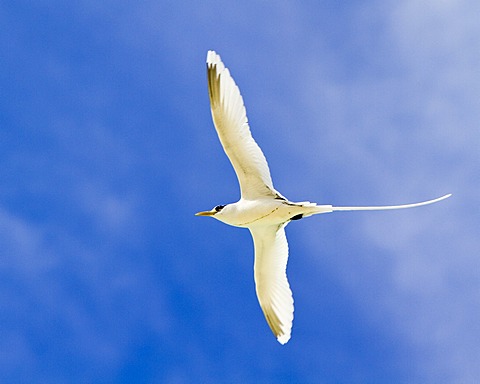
1;1;479;382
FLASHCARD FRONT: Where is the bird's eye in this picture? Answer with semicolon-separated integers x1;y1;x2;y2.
214;205;225;212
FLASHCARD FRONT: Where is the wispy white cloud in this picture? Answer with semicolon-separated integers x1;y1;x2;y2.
295;1;480;382
0;203;172;380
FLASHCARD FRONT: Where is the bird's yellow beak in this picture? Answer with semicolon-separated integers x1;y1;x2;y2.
195;210;216;216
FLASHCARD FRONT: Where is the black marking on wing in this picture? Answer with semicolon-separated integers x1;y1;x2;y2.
290;214;303;221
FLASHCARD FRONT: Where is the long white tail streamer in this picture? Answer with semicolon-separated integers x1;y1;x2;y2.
331;194;451;212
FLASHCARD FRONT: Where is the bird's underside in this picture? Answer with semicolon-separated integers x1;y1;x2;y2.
198;50;451;345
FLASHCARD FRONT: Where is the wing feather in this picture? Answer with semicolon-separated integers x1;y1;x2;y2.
207;51;275;199
250;224;294;344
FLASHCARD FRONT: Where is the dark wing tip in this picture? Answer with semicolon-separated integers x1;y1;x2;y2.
206;51;223;108
261;304;291;344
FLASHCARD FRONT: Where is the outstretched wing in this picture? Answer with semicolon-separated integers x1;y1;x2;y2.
207;50;275;200
250;224;294;344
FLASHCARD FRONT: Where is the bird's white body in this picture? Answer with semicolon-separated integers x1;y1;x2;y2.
215;199;331;228
196;50;451;345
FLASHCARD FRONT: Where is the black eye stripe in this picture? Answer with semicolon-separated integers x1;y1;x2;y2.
214;205;226;212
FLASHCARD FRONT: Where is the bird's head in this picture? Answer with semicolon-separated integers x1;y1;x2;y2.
195;204;226;218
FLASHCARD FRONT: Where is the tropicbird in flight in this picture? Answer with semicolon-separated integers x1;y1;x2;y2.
196;50;451;344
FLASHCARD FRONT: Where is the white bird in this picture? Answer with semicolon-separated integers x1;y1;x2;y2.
196;50;451;345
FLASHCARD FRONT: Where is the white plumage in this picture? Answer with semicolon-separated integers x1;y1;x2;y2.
196;50;451;344
206;50;275;200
